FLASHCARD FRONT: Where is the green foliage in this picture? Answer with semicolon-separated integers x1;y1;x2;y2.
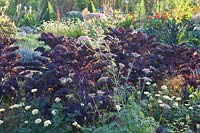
16;34;50;50
167;0;191;17
42;0;56;21
144;0;155;15
0;15;17;37
93;102;158;133
143;17;200;46
0;0;9;14
65;11;83;21
90;0;96;13
118;14;134;29
163;18;187;45
76;0;90;11
40;19;107;39
0;1;200;132
135;0;146;19
18;6;37;27
7;0;57;26
41;19;86;38
186;14;200;46
141;85;200;132
76;0;99;12
8;2;42;27
0;99;73;132
0;0;8;7
47;1;56;20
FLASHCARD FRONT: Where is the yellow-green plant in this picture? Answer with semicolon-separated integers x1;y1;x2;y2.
0;15;17;37
0;0;9;15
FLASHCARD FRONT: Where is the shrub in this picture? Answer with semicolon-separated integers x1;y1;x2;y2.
65;11;83;20
93;102;158;133
40;18;108;40
141;85;200;132
105;27;200;93
0;0;9;15
0;15;17;37
0;36;22;98
40;19;86;38
20;32;115;125
185;14;200;46
117;14;134;29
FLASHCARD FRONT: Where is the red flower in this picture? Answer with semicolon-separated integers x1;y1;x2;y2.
146;15;151;21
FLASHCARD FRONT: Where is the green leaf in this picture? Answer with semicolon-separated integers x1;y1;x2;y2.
177;28;186;44
48;1;56;20
90;0;96;13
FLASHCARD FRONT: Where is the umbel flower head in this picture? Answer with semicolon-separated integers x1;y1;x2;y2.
32;109;39;115
0;108;5;112
159;103;171;110
162;95;172;101
72;121;81;129
55;97;61;103
161;85;168;91
51;109;58;115
25;106;31;110
115;105;121;111
0;120;3;125
44;120;52;127
31;89;38;93
35;118;42;124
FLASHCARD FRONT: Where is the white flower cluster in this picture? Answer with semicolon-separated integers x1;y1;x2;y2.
0;108;5;112
0;120;3;125
115;105;121;111
31;89;38;93
72;121;81;129
51;109;58;115
162;95;172;101
32;109;39;115
25;106;31;110
35;118;42;124
9;103;24;109
44;120;51;127
55;97;61;103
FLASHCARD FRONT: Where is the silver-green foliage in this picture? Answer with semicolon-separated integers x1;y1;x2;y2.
17;47;42;63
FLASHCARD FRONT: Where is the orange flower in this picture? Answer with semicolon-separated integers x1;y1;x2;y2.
146;15;151;21
162;12;169;19
132;13;136;20
154;12;160;19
